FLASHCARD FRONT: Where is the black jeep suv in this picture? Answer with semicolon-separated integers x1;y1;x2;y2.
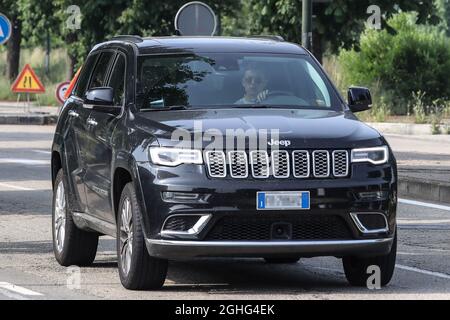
51;35;397;290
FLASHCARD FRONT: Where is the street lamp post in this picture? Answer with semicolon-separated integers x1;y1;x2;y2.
302;0;313;51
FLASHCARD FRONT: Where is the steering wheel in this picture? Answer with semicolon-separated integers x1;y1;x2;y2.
260;90;309;106
262;90;293;100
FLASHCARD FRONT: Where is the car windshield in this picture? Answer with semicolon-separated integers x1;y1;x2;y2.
136;53;342;111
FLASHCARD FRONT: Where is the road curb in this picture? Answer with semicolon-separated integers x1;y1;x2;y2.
0;114;58;125
398;176;450;205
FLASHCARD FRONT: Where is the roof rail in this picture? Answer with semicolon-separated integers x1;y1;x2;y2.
248;35;285;42
110;35;143;43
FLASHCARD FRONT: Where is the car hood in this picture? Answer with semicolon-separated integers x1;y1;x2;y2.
135;108;383;149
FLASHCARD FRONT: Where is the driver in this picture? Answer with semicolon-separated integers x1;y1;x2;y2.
235;68;269;104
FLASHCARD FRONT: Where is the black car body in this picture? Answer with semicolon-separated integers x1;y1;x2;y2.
51;36;397;290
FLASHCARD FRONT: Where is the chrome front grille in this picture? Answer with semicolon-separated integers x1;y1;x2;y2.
332;150;349;177
250;151;269;178
205;151;226;178
272;150;290;178
292;150;310;178
228;151;248;178
205;150;349;179
312;150;330;178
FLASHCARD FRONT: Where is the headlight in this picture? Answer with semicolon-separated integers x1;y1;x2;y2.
351;146;389;165
149;147;203;166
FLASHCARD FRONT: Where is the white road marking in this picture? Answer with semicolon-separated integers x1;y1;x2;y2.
0;158;50;165
397;219;450;224
399;198;450;212
0;182;33;191
396;264;450;280
398;251;450;256
308;264;450;281
0;288;29;300
0;282;43;296
31;150;51;155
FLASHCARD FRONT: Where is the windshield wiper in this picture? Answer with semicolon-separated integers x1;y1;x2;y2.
140;105;188;111
232;104;272;109
232;104;318;109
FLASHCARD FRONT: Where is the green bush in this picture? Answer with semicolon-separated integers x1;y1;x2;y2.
338;12;450;115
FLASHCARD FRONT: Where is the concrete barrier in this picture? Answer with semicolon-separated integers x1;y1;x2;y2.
367;122;434;135
398;176;450;205
0;114;58;125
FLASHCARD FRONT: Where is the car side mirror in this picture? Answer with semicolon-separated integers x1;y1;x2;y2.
85;87;114;106
84;87;121;115
348;87;372;113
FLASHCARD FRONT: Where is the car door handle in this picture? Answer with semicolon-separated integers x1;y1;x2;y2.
87;118;98;126
68;110;79;118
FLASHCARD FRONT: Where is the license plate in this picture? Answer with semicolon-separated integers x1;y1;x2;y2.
256;191;310;210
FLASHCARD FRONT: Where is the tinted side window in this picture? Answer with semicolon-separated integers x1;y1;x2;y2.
88;51;114;90
74;54;97;98
107;54;126;106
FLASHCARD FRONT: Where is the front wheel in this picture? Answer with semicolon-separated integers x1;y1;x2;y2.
343;232;397;287
52;169;98;266
116;182;168;290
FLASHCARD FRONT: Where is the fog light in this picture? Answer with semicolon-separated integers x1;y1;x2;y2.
357;191;387;201
162;192;209;203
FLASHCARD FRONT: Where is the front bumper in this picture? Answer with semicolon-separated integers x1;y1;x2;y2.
134;157;397;260
145;237;394;259
135;160;397;239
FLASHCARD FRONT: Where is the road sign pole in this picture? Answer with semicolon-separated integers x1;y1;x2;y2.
45;31;50;75
302;0;313;51
26;93;30;113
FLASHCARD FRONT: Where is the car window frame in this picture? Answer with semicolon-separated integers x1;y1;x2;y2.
86;50;116;93
72;53;99;100
105;51;127;108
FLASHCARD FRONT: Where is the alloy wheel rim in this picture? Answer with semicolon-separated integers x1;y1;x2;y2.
54;180;66;253
120;197;133;275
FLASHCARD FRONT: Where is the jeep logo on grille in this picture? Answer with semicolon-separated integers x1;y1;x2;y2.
268;139;291;147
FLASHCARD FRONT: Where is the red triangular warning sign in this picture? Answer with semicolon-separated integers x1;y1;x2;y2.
11;64;46;93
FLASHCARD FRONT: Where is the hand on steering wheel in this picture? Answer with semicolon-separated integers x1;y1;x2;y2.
256;89;269;103
256;90;293;103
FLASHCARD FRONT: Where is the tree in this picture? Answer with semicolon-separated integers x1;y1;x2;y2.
243;0;441;63
18;0;58;45
52;0;130;77
56;0;240;75
5;0;241;79
0;0;22;82
117;0;240;36
339;12;450;114
436;0;450;36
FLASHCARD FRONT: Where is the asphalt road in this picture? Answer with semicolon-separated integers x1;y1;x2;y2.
0;125;449;300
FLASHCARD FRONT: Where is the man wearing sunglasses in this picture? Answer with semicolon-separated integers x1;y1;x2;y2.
235;68;269;104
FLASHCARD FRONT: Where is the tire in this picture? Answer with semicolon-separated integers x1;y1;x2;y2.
116;182;168;290
264;257;300;264
52;169;99;266
343;231;397;287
